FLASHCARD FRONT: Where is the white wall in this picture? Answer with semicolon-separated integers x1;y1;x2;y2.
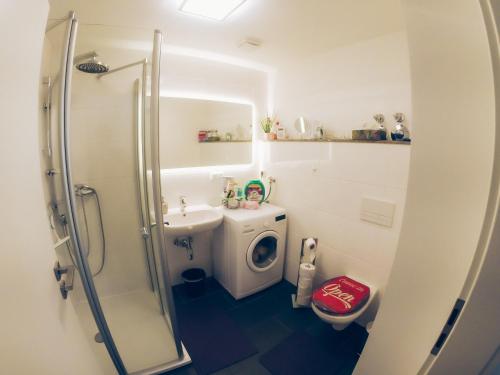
265;30;412;325
0;1;104;374
273;31;411;138
355;0;496;374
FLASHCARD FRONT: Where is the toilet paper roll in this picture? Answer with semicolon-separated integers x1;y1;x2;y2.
303;238;317;263
297;277;313;288
304;237;316;250
296;268;314;307
297;287;313;299
299;263;316;278
298;277;313;287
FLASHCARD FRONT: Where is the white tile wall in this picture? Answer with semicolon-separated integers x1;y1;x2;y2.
265;142;410;323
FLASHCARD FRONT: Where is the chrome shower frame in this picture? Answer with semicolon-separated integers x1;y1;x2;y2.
98;59;148;79
150;29;184;359
57;11;127;373
55;13;186;374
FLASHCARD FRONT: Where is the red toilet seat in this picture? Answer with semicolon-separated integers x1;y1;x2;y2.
312;276;370;315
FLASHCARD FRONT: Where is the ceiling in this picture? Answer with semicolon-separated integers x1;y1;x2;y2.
48;0;405;70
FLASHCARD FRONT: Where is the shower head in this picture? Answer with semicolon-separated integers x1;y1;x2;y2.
75;184;96;197
75;55;109;74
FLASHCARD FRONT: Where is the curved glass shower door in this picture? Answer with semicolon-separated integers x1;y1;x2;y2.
44;12;185;374
68;25;182;373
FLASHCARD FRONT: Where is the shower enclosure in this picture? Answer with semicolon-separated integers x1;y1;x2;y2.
42;11;188;374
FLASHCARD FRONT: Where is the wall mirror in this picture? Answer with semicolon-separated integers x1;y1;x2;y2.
159;97;253;169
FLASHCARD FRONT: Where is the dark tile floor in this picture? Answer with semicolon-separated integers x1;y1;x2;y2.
166;278;368;375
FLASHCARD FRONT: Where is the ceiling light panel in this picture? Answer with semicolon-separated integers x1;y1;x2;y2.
179;0;247;21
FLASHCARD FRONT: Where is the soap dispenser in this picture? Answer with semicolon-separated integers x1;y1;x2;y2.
391;112;410;141
161;195;168;215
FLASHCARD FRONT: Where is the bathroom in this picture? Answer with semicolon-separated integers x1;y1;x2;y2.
1;1;499;375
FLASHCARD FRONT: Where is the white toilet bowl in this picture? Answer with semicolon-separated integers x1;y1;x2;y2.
311;278;377;331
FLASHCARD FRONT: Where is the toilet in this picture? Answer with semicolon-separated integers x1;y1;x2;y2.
311;275;377;331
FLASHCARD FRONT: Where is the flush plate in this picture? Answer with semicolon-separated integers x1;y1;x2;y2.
360;198;395;227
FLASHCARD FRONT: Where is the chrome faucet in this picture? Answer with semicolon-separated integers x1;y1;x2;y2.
180;196;187;215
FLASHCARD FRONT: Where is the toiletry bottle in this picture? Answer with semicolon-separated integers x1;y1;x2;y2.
161;196;168;215
276;122;286;140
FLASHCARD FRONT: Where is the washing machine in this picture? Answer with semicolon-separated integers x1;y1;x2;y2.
213;204;287;300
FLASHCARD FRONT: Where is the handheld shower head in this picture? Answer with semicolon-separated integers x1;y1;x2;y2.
75;184;96;197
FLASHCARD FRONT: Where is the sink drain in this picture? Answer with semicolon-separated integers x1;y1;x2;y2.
94;332;104;343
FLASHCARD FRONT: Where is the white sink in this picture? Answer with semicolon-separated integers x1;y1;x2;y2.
163;204;223;236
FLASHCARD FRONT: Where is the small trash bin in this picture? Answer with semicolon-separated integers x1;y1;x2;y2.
181;268;206;297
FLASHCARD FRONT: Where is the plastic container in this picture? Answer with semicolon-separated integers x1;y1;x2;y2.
181;268;206;297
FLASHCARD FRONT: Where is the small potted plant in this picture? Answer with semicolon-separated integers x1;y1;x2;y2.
261;116;276;141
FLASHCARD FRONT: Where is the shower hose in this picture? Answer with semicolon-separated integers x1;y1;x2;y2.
61;189;106;277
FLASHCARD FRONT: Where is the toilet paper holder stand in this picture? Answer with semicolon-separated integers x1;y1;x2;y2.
291;237;318;309
298;237;318;267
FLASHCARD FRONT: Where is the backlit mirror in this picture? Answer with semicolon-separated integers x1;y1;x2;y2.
159;97;253;169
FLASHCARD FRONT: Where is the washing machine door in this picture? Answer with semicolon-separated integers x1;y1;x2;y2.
246;231;280;273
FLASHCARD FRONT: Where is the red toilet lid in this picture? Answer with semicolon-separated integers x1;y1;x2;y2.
312;276;370;315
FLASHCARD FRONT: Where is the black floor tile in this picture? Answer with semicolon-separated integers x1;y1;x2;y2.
335;352;360;375
259;331;346;375
173;278;224;305
275;306;318;331
243;318;292;353
225;354;271;375
177;290;235;313
340;323;369;355
306;321;368;356
211;367;234;375
227;284;294;328
306;321;349;352
162;364;197;375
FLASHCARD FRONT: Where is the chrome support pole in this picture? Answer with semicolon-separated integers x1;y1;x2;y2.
98;59;148;79
58;11;127;374
134;72;160;294
150;29;184;358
